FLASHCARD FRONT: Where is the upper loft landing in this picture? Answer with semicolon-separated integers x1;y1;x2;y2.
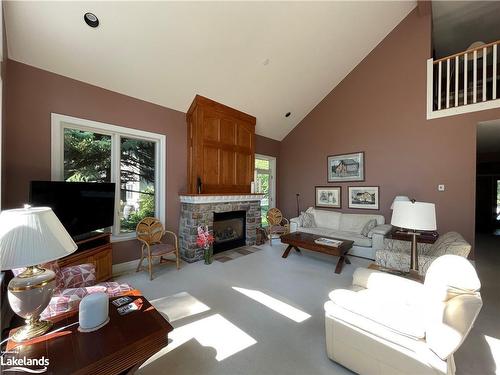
427;40;500;119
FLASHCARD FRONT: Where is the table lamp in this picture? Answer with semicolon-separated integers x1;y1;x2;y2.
391;201;436;275
390;195;410;210
0;206;77;342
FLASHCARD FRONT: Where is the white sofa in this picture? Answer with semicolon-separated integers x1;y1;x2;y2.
324;255;483;375
290;207;391;259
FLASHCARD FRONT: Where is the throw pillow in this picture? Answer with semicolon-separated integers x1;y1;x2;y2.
361;219;377;237
300;211;316;228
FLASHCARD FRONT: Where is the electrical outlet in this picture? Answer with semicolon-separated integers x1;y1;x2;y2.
438;184;445;192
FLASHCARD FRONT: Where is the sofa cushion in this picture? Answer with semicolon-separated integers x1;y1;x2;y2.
298;227;337;238
340;215;373;234
309;208;341;230
329;288;426;339
361;219;377;237
299;211;316;228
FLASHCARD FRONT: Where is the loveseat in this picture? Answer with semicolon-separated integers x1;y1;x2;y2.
324;255;482;375
376;231;471;276
290;207;391;259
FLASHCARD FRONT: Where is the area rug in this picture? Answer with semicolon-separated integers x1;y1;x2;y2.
213;246;262;263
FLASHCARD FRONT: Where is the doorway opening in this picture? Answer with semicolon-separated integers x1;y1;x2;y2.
254;154;276;227
476;120;500;235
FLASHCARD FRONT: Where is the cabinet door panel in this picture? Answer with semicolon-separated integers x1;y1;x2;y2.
237;123;253;149
235;152;252;185
220;149;235;185
203;146;220;185
203;115;220;142
220;119;235;145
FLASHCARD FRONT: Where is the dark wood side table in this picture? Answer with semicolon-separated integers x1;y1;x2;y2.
2;296;173;375
386;228;439;244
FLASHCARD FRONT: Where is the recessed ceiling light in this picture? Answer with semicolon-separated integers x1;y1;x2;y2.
263;58;270;66
84;12;99;28
285;112;291;118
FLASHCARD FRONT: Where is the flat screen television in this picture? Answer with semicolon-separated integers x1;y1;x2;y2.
29;181;116;239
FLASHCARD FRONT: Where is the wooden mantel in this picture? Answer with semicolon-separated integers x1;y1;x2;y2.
186;95;256;194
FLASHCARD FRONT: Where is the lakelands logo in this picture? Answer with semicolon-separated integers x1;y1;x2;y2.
1;354;49;373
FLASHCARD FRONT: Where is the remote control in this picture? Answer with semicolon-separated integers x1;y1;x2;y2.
112;296;132;307
117;298;144;315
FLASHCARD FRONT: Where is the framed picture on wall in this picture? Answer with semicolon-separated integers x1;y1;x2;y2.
315;186;341;209
348;186;379;210
327;152;364;182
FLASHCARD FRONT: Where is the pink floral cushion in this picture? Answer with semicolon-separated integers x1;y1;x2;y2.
41;282;135;320
60;264;97;289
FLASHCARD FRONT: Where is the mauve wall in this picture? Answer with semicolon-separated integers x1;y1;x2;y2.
278;9;500;253
3;60;279;264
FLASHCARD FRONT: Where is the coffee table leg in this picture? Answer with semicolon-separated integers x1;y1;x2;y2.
282;245;293;258
335;256;346;274
345;257;351;265
294;246;301;254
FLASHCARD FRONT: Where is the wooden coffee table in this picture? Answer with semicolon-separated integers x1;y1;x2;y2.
3;295;173;375
280;232;354;274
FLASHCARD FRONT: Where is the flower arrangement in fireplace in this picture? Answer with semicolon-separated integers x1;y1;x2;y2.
197;226;214;264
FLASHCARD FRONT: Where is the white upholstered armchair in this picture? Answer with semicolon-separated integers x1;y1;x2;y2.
324;255;482;375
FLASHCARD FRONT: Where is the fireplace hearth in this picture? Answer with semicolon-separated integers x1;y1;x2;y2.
178;194;264;262
213;210;246;253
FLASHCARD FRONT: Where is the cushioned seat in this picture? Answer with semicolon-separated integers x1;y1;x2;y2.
150;243;177;256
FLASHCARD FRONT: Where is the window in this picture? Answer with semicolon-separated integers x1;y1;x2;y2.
497;180;500;221
254;154;276;226
52;114;166;239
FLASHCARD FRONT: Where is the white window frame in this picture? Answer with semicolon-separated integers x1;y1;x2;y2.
51;113;166;242
255;153;276;209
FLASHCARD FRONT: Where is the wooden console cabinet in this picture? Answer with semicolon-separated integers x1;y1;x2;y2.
186;95;256;194
58;233;113;282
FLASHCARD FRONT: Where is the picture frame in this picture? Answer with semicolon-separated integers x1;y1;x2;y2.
327;152;365;182
315;186;341;209
348;186;379;210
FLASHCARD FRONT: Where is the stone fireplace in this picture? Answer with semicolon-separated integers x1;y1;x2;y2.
178;194;264;262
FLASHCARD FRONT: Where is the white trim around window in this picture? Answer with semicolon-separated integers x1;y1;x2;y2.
51;113;166;241
255;153;276;209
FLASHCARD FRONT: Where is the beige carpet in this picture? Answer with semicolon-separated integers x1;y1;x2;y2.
115;240;498;375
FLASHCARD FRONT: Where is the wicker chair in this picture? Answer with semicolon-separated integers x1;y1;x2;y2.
266;208;290;246
136;217;180;280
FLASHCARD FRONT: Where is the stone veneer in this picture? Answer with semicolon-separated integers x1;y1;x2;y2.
178;195;263;262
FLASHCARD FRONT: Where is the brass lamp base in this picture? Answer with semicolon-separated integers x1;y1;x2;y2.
7;265;56;343
11;318;53;343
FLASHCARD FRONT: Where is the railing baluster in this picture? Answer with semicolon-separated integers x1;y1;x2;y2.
473;50;477;103
446;59;450;108
455;56;459;107
483;47;487;101
494;44;498;100
438;61;442;110
464;53;468;105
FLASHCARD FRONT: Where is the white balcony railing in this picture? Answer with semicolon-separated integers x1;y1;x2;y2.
427;40;500;119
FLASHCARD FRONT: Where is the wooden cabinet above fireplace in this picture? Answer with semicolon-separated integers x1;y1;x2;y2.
186;95;256;194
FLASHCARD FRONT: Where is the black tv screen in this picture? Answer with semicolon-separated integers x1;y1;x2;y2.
29;181;116;238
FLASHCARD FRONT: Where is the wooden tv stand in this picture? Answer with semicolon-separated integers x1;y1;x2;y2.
58;233;113;282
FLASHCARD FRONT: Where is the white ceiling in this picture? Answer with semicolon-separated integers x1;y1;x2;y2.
4;1;415;140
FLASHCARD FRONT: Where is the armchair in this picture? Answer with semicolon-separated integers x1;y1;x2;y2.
136;217;180;280
13;262;135;320
324;255;482;375
266;208;290;246
376;231;471;276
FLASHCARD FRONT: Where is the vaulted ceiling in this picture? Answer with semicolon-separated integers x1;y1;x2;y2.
4;1;415;140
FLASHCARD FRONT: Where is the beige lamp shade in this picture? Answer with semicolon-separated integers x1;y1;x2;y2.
0;206;77;270
390;195;410;210
391;201;437;231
